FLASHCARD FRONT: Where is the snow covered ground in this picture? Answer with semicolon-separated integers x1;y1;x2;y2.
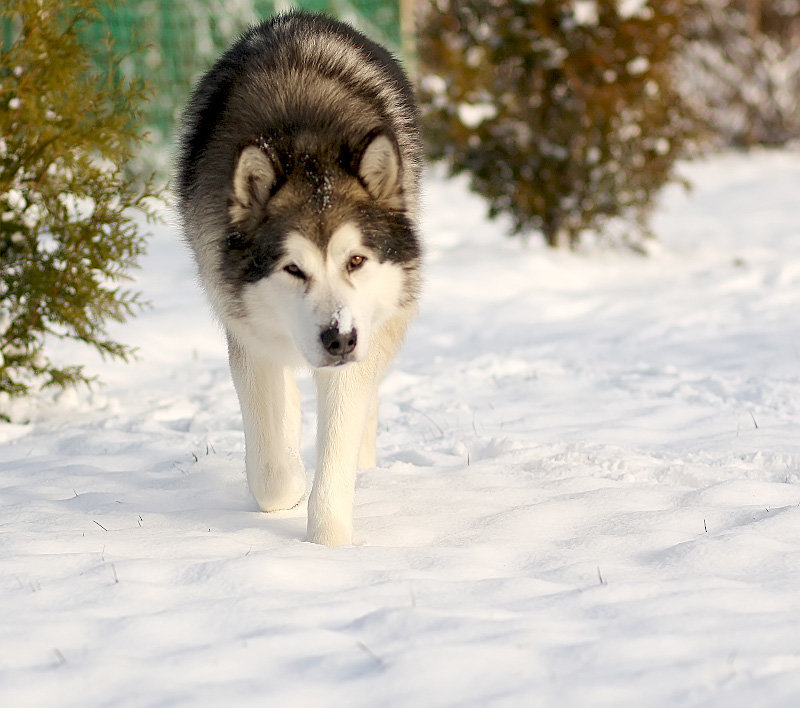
1;150;800;706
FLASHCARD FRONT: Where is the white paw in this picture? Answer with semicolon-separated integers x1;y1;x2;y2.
306;513;353;547
248;464;306;512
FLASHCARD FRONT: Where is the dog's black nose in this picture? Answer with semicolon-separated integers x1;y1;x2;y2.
320;326;357;356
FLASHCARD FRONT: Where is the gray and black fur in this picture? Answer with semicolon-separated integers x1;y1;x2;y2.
175;11;422;315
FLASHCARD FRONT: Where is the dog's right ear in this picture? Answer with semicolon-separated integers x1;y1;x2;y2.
230;146;275;224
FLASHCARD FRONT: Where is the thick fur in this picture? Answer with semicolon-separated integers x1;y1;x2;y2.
175;12;422;545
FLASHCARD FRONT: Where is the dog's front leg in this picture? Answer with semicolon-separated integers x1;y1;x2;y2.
358;389;379;469
228;335;306;512
308;362;377;545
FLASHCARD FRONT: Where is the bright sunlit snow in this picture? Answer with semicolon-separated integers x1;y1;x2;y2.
1;151;800;706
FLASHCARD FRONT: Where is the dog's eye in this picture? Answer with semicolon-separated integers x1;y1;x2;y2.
348;255;366;272
283;263;307;280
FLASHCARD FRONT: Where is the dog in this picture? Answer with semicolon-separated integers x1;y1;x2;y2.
175;11;422;545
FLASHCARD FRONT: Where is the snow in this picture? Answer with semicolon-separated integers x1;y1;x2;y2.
573;1;599;26
626;56;650;76
457;102;498;129
617;0;651;19
333;305;353;334
2;150;800;705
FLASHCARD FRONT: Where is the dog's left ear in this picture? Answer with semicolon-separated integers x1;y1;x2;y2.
358;133;402;203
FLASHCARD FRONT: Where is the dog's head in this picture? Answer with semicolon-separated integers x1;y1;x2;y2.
224;131;419;368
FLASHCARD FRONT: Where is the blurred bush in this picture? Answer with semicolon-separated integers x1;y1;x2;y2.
682;0;800;148
0;0;160;415
418;0;703;249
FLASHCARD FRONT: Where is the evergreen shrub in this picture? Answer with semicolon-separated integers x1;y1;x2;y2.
0;0;160;415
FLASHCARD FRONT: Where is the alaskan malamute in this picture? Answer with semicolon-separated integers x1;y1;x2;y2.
175;12;422;545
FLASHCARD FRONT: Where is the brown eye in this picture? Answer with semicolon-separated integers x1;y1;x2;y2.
284;263;307;280
348;255;366;272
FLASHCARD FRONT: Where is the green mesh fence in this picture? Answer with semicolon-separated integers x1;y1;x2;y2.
87;0;402;144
